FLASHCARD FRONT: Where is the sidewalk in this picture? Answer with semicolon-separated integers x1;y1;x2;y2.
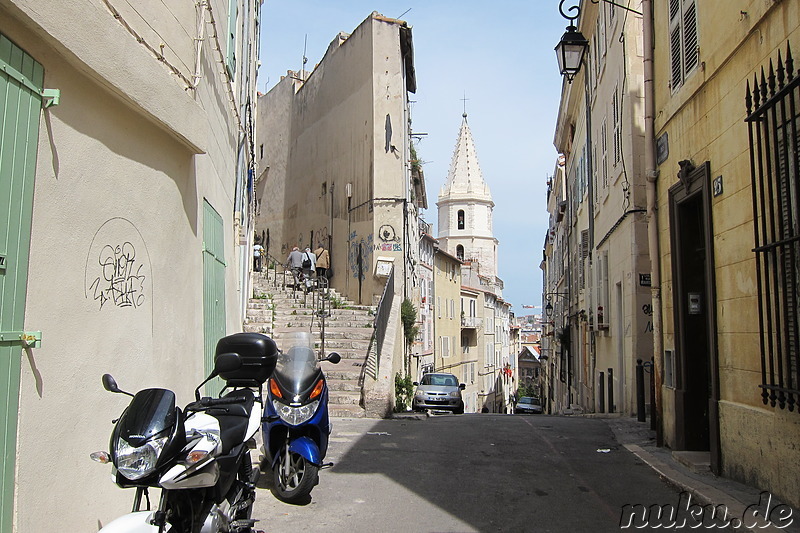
601;414;800;532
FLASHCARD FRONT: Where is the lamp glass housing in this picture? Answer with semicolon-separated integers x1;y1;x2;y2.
555;26;589;82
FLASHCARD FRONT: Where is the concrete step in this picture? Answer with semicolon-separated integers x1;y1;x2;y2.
328;404;367;418
327;379;362;392
243;324;272;334
322;366;365;381
327;391;362;405
270;328;373;341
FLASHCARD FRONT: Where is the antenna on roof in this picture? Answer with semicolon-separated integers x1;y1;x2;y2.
398;8;412;19
301;34;308;78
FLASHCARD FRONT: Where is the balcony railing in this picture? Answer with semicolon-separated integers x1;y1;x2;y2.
461;316;482;329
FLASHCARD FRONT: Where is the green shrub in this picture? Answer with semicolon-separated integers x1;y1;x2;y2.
401;298;419;345
394;372;415;412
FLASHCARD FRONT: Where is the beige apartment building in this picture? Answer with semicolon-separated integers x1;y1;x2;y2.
413;227;436;376
0;0;260;530
550;0;651;416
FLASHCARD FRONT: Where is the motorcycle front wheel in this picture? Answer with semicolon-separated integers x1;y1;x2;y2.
272;448;318;503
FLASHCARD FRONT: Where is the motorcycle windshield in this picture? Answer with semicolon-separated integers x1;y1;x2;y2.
118;388;177;446
274;332;321;397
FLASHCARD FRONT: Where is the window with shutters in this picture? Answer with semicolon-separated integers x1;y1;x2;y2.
612;86;622;166
441;336;450;358
595;251;609;330
600;117;609;189
668;0;698;92
580;230;589;289
226;0;238;79
597;9;607;62
593;146;599;207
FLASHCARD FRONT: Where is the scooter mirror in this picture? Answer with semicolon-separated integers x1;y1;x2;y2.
102;374;133;396
326;352;341;364
102;374;120;393
214;352;242;374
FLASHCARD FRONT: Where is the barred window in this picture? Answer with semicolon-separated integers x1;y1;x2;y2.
746;42;800;412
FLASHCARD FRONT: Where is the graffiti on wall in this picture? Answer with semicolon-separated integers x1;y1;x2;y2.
642;304;654;333
348;231;373;280
280;225;332;261
85;218;152;311
314;226;330;249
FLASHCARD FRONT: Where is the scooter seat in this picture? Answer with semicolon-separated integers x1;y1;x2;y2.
208;389;256;454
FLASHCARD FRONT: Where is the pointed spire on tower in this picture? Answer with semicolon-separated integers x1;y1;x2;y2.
439;113;492;201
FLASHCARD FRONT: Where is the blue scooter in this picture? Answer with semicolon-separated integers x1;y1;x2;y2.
260;332;340;503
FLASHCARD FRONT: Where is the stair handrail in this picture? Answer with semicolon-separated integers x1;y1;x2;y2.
263;252;291;290
371;266;395;376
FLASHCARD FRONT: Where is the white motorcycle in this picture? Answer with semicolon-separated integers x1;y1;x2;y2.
92;333;277;532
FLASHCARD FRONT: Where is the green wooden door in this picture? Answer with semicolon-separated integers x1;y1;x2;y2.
203;200;226;396
0;33;43;531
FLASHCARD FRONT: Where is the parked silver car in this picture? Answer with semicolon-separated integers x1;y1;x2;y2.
515;396;543;414
412;373;465;414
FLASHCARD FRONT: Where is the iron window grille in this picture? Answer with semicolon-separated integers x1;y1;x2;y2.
746;42;800;412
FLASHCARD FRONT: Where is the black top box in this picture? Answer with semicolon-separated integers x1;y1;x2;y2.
215;333;278;387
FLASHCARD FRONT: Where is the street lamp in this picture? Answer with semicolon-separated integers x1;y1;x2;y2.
543;292;568;317
555;0;589;83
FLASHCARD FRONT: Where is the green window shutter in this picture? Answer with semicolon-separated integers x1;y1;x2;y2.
226;0;238;79
0;33;43;532
203;200;226;397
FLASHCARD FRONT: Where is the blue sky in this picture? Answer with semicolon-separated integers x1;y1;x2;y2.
258;1;567;314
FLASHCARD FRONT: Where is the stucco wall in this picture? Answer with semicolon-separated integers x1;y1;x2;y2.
257;14;412;305
2;0;248;528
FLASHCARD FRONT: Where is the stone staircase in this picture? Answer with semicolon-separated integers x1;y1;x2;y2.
244;268;375;418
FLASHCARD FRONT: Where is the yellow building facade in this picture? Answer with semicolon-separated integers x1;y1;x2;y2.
653;0;800;507
434;248;463;381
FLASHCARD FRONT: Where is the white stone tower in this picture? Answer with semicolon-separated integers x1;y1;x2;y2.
437;113;498;277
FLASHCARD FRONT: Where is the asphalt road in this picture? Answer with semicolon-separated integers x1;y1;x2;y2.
251;413;688;533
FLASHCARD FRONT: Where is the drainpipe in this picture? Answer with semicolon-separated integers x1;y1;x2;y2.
642;0;663;445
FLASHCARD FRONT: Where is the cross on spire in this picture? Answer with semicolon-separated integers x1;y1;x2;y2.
461;92;469;117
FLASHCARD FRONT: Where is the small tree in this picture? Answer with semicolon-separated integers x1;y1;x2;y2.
401;298;419;345
398;298;420;393
394;372;415;412
517;383;539;399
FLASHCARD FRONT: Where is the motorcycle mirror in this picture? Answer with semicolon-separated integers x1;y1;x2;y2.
214;352;242;374
102;374;134;397
194;352;242;401
326;352;341;364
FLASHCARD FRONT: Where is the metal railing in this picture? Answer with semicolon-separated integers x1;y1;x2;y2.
369;267;395;377
746;41;800;412
461;316;482;328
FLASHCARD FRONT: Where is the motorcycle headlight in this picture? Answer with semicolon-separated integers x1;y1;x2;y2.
115;436;168;480
273;400;320;425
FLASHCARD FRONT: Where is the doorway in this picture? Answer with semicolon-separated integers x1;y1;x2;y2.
668;161;721;472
